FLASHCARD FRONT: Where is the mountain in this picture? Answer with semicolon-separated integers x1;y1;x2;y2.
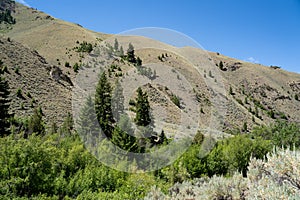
1;1;299;132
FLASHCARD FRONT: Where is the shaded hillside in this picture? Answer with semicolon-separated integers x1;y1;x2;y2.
0;36;72;124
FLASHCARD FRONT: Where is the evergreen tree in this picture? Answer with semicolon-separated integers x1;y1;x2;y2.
114;38;119;52
127;43;136;63
136;57;142;67
112;80;124;122
59;112;73;136
219;61;224;70
28;108;45;136
95;72;114;138
111;126;138;152
0;74;11;136
78;96;101;140
135;87;151;126
119;46;124;57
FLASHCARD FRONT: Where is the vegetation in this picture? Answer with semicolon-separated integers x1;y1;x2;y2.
126;43;136;63
73;63;79;73
75;41;93;53
0;73;11;136
171;94;181;108
0;9;16;24
147;148;300;199
0;55;299;199
0;111;299;199
135;87;151;126
94;72;114;137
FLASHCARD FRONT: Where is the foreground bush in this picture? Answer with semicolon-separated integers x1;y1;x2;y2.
146;148;300;199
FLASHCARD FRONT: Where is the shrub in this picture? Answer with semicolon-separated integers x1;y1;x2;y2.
295;94;299;101
65;62;71;68
171;94;181;108
146;148;300;200
73;63;79;72
16;88;22;98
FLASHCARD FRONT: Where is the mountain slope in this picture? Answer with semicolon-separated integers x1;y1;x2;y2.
0;36;72;124
0;1;299;132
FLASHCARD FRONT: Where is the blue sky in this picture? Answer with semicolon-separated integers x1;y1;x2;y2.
16;0;300;73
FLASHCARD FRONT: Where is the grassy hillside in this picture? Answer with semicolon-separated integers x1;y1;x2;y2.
0;36;72;124
0;1;299;131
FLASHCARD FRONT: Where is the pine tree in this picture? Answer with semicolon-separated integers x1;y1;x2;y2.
78;95;101;140
114;38;119;52
136;56;142;67
59;112;73;136
219;61;224;70
95;72;114;138
127;43;136;63
112;80;124;122
0;74;11;136
111;126;138;152
119;46;124;57
28;108;45;136
135;87;151;126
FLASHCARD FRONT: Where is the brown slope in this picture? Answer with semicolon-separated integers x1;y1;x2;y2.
3;2;108;68
0;36;72;124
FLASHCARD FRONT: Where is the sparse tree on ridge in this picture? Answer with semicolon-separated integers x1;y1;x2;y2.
127;43;136;63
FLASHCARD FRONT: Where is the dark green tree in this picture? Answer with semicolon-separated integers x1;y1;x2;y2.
59;112;73;136
111;126;138;152
28;108;45;136
95;72;114;138
114;38;119;52
219;61;224;70
78;96;101;140
0;74;11;136
135;87;151;126
136;56;142;67
112;80;124;122
119;46;124;57
127;43;136;63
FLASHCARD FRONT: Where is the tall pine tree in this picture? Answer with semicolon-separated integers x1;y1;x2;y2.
95;72;114;138
112;80;124;122
78;95;101;141
0;74;11;136
126;43;136;63
135;87;151;126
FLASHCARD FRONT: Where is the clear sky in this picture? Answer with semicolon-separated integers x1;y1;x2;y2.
16;0;300;73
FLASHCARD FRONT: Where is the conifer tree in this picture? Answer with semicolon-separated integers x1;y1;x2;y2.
114;38;119;52
112;80;124;122
127;43;136;63
136;57;142;67
111;126;138;152
0;74;11;136
95;72;114;138
135;87;151;126
78;95;101;140
119;46;124;57
28;107;45;136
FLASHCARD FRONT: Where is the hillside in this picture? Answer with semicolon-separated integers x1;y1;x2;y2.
0;1;299;133
0;36;72;124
